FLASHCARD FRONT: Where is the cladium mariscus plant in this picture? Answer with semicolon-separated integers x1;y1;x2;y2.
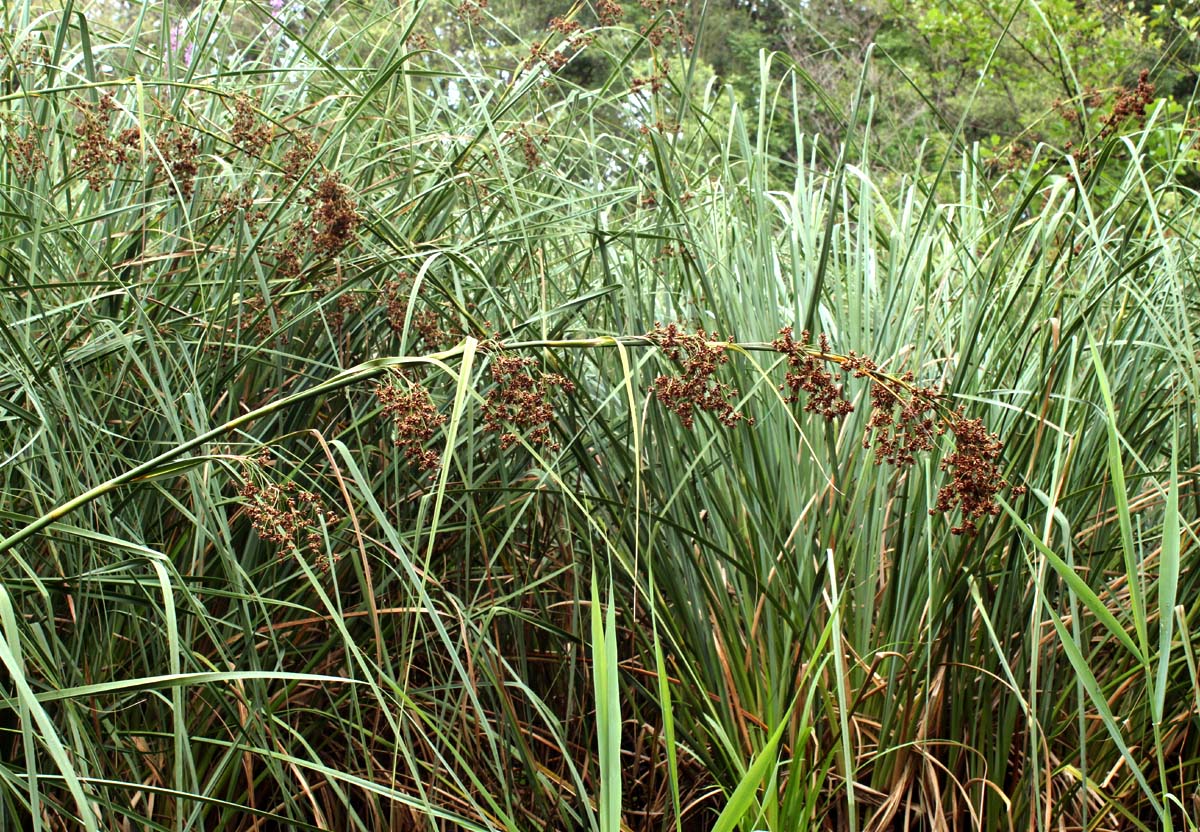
1;1;1198;831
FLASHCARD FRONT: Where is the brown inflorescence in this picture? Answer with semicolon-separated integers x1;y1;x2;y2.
280;131;318;183
8;119;47;180
384;277;455;349
766;328;1019;535
1098;70;1155;141
932;412;1025;536
413;309;450;347
218;185;268;232
312;277;364;332
771;327;854;420
597;0;624;26
384;277;412;335
74;94;122;191
375;375;447;471
649;322;752;430
308;173;362;256
1074;70;1156;170
230;94;272;158
117;126;142;155
458;0;488;23
504;125;549;170
161;125;200;198
838;350;940;468
482;353;575;450
269;220;309;280
631;73;666;94
526;40;569;72
238;456;341;569
549;15;581;35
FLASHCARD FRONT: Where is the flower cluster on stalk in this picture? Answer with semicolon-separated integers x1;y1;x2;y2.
647;322;1022;535
238;451;340;569
932;412;1025;536
161;124;199;198
648;323;752;429
482;353;575;450
74;95;135;191
375;375;447;472
772;328;854;420
230;94;272;157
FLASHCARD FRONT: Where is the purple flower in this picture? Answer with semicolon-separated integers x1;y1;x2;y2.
169;20;193;66
270;0;284;13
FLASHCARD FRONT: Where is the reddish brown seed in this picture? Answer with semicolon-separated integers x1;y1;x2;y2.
772;328;854;421
376;376;447;471
239;465;340;565
650;323;752;430
482;353;574;450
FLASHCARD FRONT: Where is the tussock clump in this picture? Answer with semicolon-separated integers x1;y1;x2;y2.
375;374;447;471
649;322;752;429
483;353;575;450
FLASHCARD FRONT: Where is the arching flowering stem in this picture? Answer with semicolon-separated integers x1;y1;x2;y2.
0;332;1024;557
644;324;1024;535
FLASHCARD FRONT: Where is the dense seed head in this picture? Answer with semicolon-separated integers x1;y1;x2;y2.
932;412;1025;535
650;323;752;430
161;125;200;198
375;375;447;471
307;173;362;256
238;455;340;567
230;94;273;157
482;353;575;450
772;327;854;420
